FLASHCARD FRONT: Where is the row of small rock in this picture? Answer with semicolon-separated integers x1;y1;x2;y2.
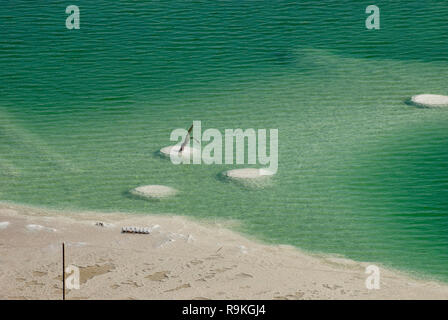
131;93;448;200
130;168;273;199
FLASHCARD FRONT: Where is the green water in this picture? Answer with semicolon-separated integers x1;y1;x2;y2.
1;1;448;281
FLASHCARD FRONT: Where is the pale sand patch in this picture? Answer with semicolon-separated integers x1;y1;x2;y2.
0;221;10;230
25;224;57;232
1;202;448;300
165;283;191;292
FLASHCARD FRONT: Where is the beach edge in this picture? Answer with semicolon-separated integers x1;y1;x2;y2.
1;201;448;300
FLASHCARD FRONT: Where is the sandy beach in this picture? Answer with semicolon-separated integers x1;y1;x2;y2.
1;202;448;300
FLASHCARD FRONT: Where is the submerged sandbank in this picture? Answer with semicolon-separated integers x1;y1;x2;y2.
1;202;448;300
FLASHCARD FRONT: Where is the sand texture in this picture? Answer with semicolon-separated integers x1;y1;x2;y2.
1;203;448;300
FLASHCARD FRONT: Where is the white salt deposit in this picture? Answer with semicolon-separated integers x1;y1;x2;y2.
130;185;178;199
239;245;248;254
410;94;448;108
225;168;275;179
160;145;200;160
66;241;87;247
0;221;10;230
25;224;57;232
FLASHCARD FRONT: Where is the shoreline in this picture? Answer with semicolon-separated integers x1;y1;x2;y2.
1;202;448;299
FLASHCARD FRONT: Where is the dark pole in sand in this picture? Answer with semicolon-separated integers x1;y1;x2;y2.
62;242;65;300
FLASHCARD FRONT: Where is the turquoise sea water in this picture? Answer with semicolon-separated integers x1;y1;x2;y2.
1;1;448;281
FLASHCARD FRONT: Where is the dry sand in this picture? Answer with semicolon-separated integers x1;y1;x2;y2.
1;202;448;300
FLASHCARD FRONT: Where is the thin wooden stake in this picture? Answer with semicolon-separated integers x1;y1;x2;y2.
62;242;65;300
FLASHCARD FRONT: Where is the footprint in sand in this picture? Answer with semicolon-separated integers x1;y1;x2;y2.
32;271;47;277
190;259;203;266
164;283;191;292
233;272;253;279
121;280;142;288
205;254;223;261
274;291;305;300
322;284;342;290
78;263;115;284
145;271;170;282
212;266;234;273
25;280;45;287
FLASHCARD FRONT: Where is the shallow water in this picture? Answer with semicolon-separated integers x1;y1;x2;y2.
1;1;448;281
